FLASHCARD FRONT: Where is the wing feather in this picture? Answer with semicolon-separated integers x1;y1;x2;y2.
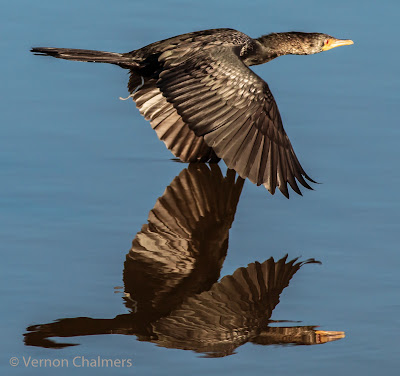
131;77;218;162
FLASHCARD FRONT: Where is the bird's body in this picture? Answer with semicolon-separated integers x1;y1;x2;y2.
32;28;353;197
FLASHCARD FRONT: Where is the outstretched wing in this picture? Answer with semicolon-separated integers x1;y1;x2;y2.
130;76;218;162
157;46;315;197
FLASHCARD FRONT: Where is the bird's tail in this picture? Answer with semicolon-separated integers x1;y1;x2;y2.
31;47;137;68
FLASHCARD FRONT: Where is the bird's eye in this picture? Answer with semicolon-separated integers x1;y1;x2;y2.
324;39;330;45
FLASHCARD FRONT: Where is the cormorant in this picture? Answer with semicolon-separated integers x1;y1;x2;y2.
31;29;353;197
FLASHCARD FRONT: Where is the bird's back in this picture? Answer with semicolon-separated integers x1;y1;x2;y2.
126;28;253;63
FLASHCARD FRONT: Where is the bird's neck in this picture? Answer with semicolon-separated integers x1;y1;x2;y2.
246;33;309;65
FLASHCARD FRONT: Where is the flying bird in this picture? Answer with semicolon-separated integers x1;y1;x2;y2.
31;28;353;197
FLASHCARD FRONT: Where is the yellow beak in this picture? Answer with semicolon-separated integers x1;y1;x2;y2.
322;38;354;51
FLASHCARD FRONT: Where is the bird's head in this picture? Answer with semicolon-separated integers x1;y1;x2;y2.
256;32;353;62
299;32;354;54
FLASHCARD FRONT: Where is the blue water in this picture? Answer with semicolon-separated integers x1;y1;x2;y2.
2;0;399;375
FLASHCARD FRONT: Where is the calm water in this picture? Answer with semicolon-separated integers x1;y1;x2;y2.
1;0;399;375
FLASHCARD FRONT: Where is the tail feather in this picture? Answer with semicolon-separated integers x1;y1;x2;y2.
31;47;137;68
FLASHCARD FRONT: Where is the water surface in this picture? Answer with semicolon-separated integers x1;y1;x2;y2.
1;1;399;375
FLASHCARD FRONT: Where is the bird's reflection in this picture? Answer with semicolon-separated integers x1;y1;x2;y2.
24;164;344;356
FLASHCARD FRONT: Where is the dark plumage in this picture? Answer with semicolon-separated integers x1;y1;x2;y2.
31;28;353;197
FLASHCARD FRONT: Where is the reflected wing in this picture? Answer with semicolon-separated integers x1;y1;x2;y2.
124;164;244;316
130;76;218;162
152;255;320;357
157;46;315;197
